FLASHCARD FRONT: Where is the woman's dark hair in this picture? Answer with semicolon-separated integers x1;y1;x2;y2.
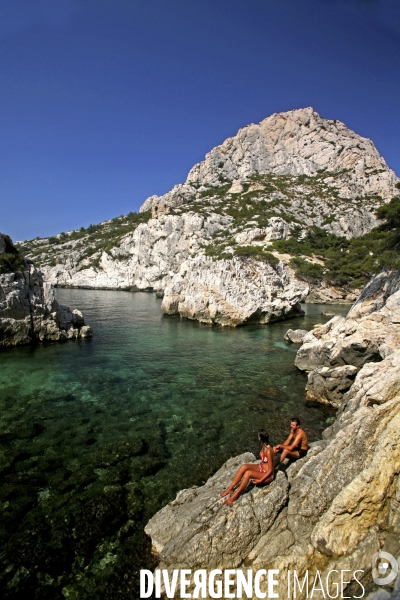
258;429;270;446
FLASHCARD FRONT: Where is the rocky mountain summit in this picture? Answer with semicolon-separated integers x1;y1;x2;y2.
0;233;91;348
144;272;400;599
17;107;399;326
141;107;397;215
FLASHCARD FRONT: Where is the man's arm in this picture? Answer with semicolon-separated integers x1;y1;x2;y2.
276;432;302;452
274;434;293;451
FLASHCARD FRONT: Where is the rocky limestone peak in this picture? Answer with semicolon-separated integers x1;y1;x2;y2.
140;107;398;213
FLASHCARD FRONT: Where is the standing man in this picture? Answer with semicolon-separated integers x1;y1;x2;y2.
274;417;308;463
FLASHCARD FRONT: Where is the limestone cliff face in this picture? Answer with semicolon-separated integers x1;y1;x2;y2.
141;107;398;214
41;213;229;291
144;274;400;598
39;213;308;326
0;234;91;348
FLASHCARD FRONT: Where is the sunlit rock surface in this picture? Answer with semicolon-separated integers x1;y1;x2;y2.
296;271;400;407
18;107;399;326
161;255;308;326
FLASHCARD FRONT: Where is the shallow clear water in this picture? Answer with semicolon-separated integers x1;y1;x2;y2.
0;290;349;598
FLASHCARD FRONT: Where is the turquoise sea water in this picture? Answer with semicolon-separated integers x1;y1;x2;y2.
0;290;349;599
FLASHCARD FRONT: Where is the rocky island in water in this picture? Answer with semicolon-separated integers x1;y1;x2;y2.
4;107;400;598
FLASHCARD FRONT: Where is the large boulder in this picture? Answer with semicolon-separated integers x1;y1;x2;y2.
161;255;308;326
284;328;309;344
347;270;400;319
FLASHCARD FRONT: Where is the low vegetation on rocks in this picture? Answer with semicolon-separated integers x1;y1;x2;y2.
0;234;26;274
273;193;400;287
235;245;280;266
16;210;152;270
0;252;26;274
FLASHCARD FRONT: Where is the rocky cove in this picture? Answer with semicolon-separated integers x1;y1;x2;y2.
1;106;400;599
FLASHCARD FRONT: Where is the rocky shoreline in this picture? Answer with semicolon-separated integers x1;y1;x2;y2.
0;233;91;349
144;270;400;598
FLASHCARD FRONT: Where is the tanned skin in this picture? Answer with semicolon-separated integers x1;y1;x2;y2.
220;436;274;506
273;420;308;463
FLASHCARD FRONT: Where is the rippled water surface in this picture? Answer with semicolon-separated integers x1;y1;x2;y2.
0;290;349;598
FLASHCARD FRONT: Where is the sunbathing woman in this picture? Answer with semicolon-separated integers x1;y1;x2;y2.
220;430;274;506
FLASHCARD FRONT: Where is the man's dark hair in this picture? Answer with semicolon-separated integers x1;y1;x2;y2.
291;417;301;426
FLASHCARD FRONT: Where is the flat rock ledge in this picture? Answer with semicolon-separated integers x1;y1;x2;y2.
0;233;91;348
145;454;289;564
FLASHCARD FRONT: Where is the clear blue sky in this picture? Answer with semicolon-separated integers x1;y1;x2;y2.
1;0;399;240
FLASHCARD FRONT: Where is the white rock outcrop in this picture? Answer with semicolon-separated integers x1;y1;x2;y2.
0;233;91;348
42;213;230;291
161;255;308;326
284;328;309;343
295;271;400;407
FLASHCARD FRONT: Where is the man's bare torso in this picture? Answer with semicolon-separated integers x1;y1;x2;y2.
291;427;308;450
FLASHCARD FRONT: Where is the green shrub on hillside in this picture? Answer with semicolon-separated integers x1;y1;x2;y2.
204;243;233;261
20;210;153;267
235;246;279;266
377;196;400;229
199;183;232;198
0;252;26;274
289;257;324;281
273;196;400;287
